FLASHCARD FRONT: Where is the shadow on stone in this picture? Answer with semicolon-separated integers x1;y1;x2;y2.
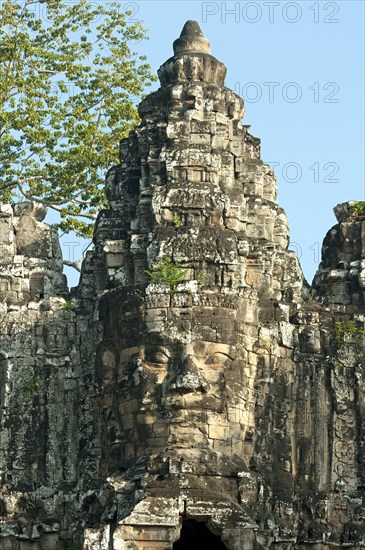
173;519;227;549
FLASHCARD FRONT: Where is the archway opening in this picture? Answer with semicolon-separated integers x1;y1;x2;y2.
173;519;227;549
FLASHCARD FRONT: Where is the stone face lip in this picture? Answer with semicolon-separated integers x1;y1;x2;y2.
173;20;211;55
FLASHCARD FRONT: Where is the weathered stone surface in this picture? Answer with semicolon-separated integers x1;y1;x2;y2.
1;20;365;550
173;20;211;55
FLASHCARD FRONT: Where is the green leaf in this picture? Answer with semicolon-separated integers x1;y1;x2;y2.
0;0;157;239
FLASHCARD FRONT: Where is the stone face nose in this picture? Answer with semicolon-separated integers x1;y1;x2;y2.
173;20;211;55
169;355;210;394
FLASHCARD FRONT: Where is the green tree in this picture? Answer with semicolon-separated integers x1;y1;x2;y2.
0;0;155;239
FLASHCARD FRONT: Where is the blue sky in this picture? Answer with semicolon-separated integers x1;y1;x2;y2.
61;0;364;287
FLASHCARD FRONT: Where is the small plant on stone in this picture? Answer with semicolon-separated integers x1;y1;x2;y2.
145;257;186;295
335;320;365;344
196;270;207;284
348;201;365;219
23;378;38;391
173;212;182;228
62;300;76;311
306;289;314;301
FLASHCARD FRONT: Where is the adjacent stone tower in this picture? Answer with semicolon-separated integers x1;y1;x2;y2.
1;20;365;550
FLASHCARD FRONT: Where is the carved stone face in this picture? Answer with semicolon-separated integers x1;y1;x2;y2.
123;340;234;411
98;291;249;475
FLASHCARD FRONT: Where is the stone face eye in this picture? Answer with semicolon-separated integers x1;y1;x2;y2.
205;353;233;366
144;347;170;365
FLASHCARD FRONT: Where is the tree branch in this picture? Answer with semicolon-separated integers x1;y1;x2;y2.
16;179;70;206
14;179;97;216
63;260;81;273
0;180;18;192
50;203;97;220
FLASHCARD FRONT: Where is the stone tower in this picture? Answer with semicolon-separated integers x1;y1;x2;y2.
1;20;365;550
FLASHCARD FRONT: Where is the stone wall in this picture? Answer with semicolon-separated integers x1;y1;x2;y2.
0;20;365;550
0;203;79;545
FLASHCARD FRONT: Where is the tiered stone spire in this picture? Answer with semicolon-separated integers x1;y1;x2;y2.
1;21;365;550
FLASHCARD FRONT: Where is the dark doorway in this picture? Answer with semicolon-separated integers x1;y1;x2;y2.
173;519;227;549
